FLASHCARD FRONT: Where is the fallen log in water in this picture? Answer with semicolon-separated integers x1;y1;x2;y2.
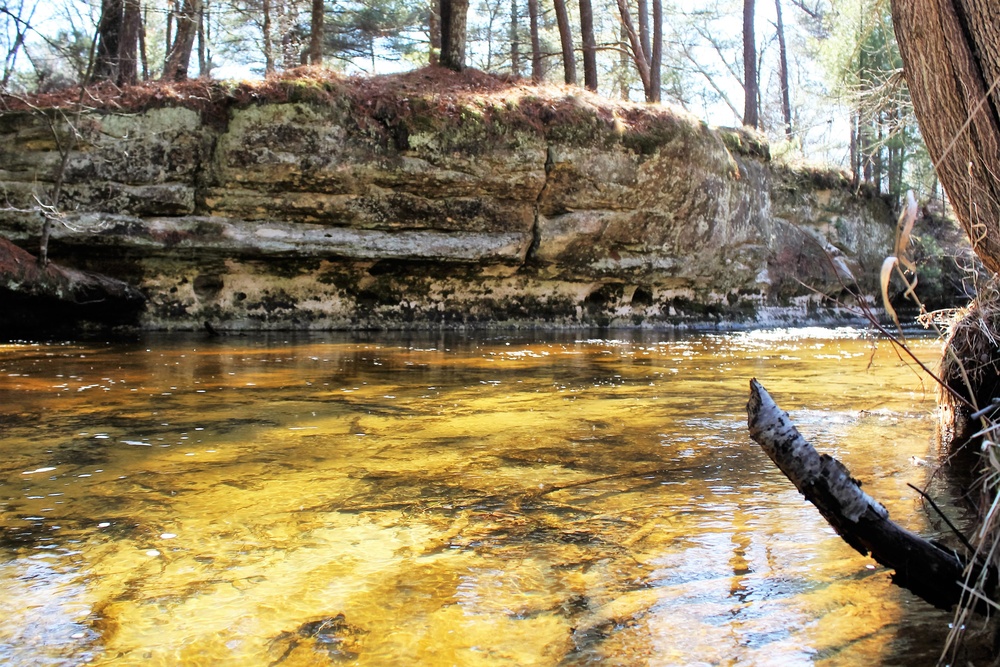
746;378;990;610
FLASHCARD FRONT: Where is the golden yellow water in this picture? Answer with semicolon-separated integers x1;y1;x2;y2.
0;327;960;666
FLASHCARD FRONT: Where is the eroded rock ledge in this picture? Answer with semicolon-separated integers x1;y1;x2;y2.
0;68;894;330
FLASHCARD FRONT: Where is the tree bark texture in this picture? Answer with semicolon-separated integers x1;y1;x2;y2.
890;0;1000;275
440;0;469;71
616;0;651;101
118;0;141;85
93;0;124;82
262;0;274;73
162;0;202;80
742;0;758;128
510;0;520;76
775;0;792;138
527;0;541;80
747;379;989;611
636;0;649;65
553;0;576;85
579;0;597;91
649;0;661;103
308;0;323;64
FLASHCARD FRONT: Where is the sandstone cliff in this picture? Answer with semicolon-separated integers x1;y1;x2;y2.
0;69;894;330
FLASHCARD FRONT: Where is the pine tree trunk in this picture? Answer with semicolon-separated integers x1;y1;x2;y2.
636;0;649;66
308;0;323;64
649;0;661;102
510;0;520;76
440;0;469;71
93;0;123;82
553;0;576;84
580;0;597;91
262;0;274;73
118;0;141;85
527;0;541;80
742;0;758;128
775;0;792;138
162;0;202;81
616;0;651;101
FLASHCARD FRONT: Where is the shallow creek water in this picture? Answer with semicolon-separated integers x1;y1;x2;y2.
0;327;964;666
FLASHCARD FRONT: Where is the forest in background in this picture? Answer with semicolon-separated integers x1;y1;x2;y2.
0;0;934;211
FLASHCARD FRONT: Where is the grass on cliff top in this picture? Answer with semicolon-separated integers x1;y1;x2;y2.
0;66;762;154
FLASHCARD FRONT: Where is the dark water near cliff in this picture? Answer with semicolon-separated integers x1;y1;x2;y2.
0;328;961;665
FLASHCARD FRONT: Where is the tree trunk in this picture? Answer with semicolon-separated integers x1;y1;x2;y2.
197;0;207;75
616;0;652;101
775;0;792;139
162;0;202;81
849;111;859;186
93;0;124;82
579;0;597;91
262;0;274;73
553;0;576;85
428;0;441;65
138;3;149;79
527;0;541;81
309;0;323;64
164;0;174;72
117;0;141;85
747;379;992;611
890;0;1000;275
510;0;520;76
308;0;322;65
440;0;469;71
742;0;758;128
649;0;661;102
636;0;649;66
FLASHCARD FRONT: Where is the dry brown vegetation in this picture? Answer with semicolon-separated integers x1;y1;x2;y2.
0;66;707;145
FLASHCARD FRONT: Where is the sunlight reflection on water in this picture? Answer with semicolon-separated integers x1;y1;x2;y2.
0;328;960;665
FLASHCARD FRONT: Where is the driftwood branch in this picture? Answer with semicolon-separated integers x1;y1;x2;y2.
746;378;991;610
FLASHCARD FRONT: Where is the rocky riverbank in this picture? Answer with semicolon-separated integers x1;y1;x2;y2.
0;68;897;331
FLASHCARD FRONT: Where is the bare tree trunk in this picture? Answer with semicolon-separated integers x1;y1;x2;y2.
579;0;597;91
197;0;206;75
775;0;792;138
262;0;274;73
874;113;884;193
510;0;520;76
440;0;469;71
117;0;141;85
138;1;149;79
747;379;990;611
636;0;649;65
162;0;202;81
616;0;651;101
742;0;758;128
308;0;323;64
849;111;859;186
891;0;1000;275
527;0;541;80
649;0;661;102
428;0;441;65
553;0;576;84
93;0;123;81
618;22;629;99
164;0;175;72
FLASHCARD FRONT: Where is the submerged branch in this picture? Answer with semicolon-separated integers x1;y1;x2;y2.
746;378;993;610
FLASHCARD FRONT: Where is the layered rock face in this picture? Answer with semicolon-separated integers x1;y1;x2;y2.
0;72;894;330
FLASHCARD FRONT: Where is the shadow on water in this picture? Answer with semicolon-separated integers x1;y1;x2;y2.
0;327;963;665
